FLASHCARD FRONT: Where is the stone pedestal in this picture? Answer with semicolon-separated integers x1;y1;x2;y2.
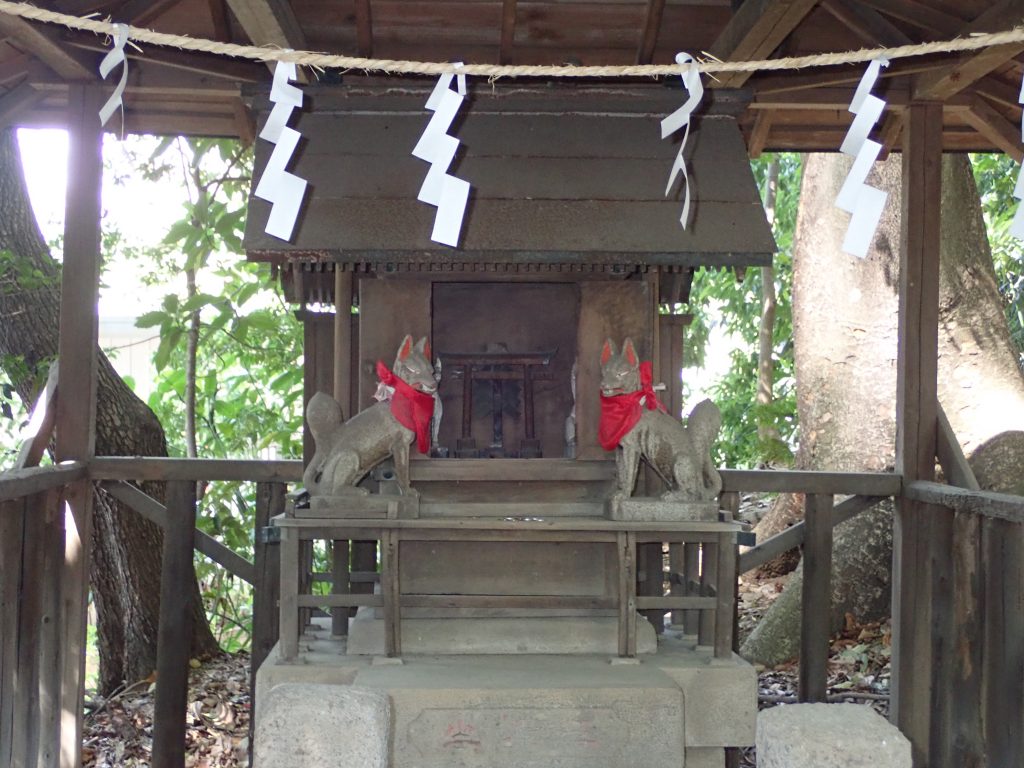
608;497;718;522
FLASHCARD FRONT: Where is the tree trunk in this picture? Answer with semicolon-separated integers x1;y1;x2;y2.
757;155;779;447
741;152;1024;666
0;128;219;694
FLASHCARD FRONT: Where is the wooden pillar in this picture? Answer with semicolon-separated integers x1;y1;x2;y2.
152;481;198;768
892;101;947;767
56;83;103;768
331;269;353;636
799;493;833;702
250;480;284;755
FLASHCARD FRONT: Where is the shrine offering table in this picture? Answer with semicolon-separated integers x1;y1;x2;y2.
273;514;741;660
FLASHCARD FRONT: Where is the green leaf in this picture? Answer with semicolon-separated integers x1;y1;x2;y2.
153;327;183;372
135;310;169;329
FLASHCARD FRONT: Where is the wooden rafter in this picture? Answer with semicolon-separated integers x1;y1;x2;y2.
747;109;773;158
709;0;820;88
208;0;232;42
223;0;306;78
974;76;1021;110
354;0;373;57
877;109;904;160
635;0;666;65
820;0;911;47
914;1;1024;101
65;39;263;82
0;79;41;132
114;0;181;27
0;14;94;81
500;0;517;64
858;0;963;36
958;95;1024;163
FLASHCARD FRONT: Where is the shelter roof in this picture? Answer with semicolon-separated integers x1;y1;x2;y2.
0;0;1022;156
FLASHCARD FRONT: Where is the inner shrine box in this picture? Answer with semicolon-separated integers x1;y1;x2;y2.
245;82;774;768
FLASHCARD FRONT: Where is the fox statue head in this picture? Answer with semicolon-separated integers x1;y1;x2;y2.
600;338;641;396
393;335;437;394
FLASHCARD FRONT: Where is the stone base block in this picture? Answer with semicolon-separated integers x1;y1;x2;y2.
300;494;398;518
685;747;724;768
756;703;911;768
608;497;718;522
347;609;658;655
253;683;390;768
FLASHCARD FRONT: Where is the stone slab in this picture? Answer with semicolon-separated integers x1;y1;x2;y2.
685;747;724;768
300;494;398;518
756;703;912;768
253;683;390;768
609;497;719;522
347;610;658;655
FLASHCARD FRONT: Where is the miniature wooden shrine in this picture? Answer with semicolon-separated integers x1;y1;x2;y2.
243;82;773;768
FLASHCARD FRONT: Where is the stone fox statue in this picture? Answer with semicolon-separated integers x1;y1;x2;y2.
599;338;722;501
304;335;436;497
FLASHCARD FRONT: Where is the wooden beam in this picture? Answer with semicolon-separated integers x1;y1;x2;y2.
914;1;1024;101
935;404;980;491
0;80;44;132
233;97;256;146
709;0;820;88
904;482;1024;523
720;469;902;496
635;0;666;65
821;0;912;46
115;0;180;26
0;15;95;81
224;0;306;77
0;463;87;503
747;109;773;158
892;100;945;767
500;0;517;64
89;456;302;482
101;481;256;583
959;95;1024;163
249;482;284;751
798;493;833;703
859;0;963;36
876;109;904;161
354;0;373;57
14;360;58;470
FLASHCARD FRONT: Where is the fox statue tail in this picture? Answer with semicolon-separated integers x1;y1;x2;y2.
303;392;345;491
687;399;723;497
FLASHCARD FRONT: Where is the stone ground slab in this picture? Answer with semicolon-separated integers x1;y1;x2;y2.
253;683;390;768
756;703;911;768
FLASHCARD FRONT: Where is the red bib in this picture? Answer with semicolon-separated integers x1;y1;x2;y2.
376;361;435;454
598;361;666;451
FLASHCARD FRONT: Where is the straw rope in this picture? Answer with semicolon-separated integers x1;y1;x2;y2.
0;0;1023;78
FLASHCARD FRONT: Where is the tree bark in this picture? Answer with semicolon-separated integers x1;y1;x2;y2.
0;129;218;694
757;155;779;447
741;152;1024;666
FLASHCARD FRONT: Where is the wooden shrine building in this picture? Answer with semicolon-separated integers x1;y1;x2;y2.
1;1;1024;767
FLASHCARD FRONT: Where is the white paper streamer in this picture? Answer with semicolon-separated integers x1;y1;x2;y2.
1009;77;1024;239
836;58;889;257
412;66;471;248
98;23;128;127
660;52;704;229
253;60;308;242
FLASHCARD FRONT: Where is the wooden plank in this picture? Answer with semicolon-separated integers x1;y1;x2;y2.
709;0;820;88
277;526;299;661
914;1;1024;101
57;83;103;768
951;509;984;767
381;530;400;656
0;498;23;768
296;594;382;608
412;459;614;483
101;481;256;583
251;482;284;677
720;469;901;496
858;0;963;35
275;516;745;534
904;481;1024;523
223;0;307;66
14;493;44;767
0;14;94;81
617;532;629;656
88;456;302;482
116;0;180;26
37;489;62;768
739;495;885;574
354;0;373;57
697;541;717;647
499;0;517;63
0;462;87;502
747;110;773;159
892;101;943;768
635;0;665;65
959;95;1024;163
330;538;350;636
151;481;198;768
935;404;980;491
13;360;58;470
682;542;700;635
714;531;737;659
798;494;833;703
820;0;912;46
0;79;44;132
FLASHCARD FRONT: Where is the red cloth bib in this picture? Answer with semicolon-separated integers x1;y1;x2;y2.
598;361;666;451
376;361;435;454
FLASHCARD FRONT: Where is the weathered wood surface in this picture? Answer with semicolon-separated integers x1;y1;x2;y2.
935;403;981;491
892;100;944;768
720;469;900;495
101;480;256;583
0;498;19;768
152;481;198;768
714;531;737;659
904;481;1024;523
14;360;59;470
88;457;303;482
0;461;88;501
798;493;833;703
738;495;885;574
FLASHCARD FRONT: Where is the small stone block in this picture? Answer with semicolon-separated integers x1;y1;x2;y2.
371;656;405;666
609;497;718;522
300;495;397;519
684;747;724;768
254;683;390;768
756;703;911;768
609;657;641;665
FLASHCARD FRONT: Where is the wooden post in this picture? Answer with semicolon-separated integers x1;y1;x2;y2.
151;481;198;768
278;527;299;661
892;100;946;767
250;483;284;729
56;83;103;768
331;269;353;635
798;493;833;702
714;531;737;660
0;498;21;768
38;489;63;768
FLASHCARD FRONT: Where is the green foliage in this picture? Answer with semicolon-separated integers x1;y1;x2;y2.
684;153;802;468
129;138;303;649
970;153;1024;361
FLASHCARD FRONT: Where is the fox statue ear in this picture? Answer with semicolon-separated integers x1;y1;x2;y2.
600;338;615;365
397;334;414;361
416;336;431;360
622;338;638;367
